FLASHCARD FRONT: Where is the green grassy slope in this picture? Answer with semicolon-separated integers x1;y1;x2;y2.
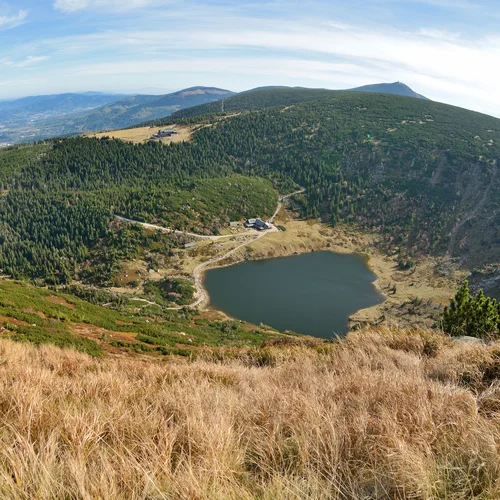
0;279;281;355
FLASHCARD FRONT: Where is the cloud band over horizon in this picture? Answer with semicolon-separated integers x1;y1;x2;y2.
1;0;499;117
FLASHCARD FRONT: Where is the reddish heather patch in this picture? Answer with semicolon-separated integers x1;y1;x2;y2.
0;315;29;326
23;308;47;319
70;323;139;344
198;309;228;322
46;296;75;309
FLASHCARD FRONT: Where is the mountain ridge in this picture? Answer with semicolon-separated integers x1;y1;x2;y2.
0;86;234;144
170;82;429;119
0;92;129;115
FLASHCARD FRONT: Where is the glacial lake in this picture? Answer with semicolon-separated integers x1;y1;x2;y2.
204;251;385;338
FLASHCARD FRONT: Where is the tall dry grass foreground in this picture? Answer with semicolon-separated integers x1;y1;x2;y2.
0;328;499;499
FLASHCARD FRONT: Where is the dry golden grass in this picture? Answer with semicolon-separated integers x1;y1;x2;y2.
0;327;499;498
85;124;194;144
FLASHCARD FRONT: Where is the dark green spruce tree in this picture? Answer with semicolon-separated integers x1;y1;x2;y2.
442;280;500;339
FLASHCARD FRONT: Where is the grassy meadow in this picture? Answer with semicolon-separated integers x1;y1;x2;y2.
0;327;498;498
0;279;281;356
85;124;195;144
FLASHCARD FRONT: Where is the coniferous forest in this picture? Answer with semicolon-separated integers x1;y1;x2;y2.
1;91;499;287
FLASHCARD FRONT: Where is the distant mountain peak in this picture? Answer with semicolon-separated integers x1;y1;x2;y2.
0;86;236;143
176;87;233;97
349;82;428;100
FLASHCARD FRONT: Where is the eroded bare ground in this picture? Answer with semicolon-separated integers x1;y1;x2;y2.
69;323;142;355
45;296;75;309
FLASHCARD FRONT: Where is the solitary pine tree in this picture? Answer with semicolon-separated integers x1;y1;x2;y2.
443;280;500;338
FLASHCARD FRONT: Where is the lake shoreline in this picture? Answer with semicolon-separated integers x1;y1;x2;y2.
203;250;384;338
197;219;466;331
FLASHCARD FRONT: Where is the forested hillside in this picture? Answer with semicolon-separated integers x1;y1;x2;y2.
1;91;499;288
0;142;277;285
0;143;49;184
186;93;500;267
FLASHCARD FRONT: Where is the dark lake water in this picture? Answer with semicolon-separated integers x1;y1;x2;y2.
204;251;385;338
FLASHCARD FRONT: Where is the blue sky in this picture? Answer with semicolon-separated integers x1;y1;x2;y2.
1;0;500;116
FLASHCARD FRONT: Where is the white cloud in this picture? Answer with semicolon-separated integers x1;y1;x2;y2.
4;7;500;117
416;28;461;41
324;21;353;31
53;0;87;12
16;56;49;68
183;23;500;101
50;18;500;116
2;56;49;68
53;0;167;12
0;9;28;30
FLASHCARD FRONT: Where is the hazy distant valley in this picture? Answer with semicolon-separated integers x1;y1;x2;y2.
0;92;128;144
0;87;234;144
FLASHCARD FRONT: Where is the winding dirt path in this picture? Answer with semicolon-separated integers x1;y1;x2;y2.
187;230;275;309
116;187;305;310
179;187;304;309
269;187;305;223
115;216;263;241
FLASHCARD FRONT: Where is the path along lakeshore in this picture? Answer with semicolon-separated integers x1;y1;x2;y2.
116;188;305;309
